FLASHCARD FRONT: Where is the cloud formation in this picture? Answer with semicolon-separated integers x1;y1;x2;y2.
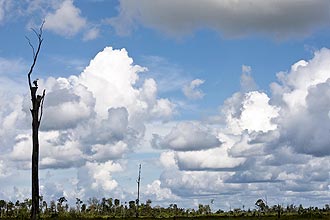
0;0;100;40
83;161;122;191
1;39;330;209
149;47;330;207
0;46;176;202
152;121;220;151
45;0;87;37
240;65;258;92
145;180;179;201
183;79;205;100
271;48;330;156
83;27;100;41
0;57;27;75
0;0;13;23
110;0;330;38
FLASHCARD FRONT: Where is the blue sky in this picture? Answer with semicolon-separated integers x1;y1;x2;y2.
0;0;330;210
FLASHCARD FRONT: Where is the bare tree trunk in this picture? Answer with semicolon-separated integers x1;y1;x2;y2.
136;164;141;218
31;107;41;220
26;22;45;220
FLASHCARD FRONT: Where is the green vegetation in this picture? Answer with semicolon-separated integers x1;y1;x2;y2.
0;197;329;219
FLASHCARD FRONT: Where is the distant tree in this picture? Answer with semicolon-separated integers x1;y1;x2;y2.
87;197;100;214
255;199;266;213
128;200;136;217
16;200;30;218
14;200;20;216
114;199;120;207
57;196;67;214
49;200;56;215
216;208;224;214
106;198;113;212
146;199;152;207
129;200;136;209
25;198;32;210
76;198;83;213
42;200;48;214
26;21;45;220
298;204;304;215
144;199;153;216
113;199;120;216
100;197;109;214
286;204;296;213
6;201;14;217
197;204;211;215
197;204;204;215
39;195;45;214
81;203;87;213
276;204;283;219
0;200;6;217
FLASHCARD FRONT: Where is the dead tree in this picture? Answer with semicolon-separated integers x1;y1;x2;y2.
136;164;141;218
26;22;45;220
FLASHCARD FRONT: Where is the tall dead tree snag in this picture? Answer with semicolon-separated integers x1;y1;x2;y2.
27;22;45;220
136;164;141;218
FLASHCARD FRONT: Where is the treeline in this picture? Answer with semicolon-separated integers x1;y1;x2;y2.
0;197;329;219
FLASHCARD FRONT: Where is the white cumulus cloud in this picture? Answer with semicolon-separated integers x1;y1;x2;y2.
81;161;122;192
152;121;220;151
150;47;330;206
146;180;179;201
2;45;175;173
223;91;279;135
45;0;87;37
